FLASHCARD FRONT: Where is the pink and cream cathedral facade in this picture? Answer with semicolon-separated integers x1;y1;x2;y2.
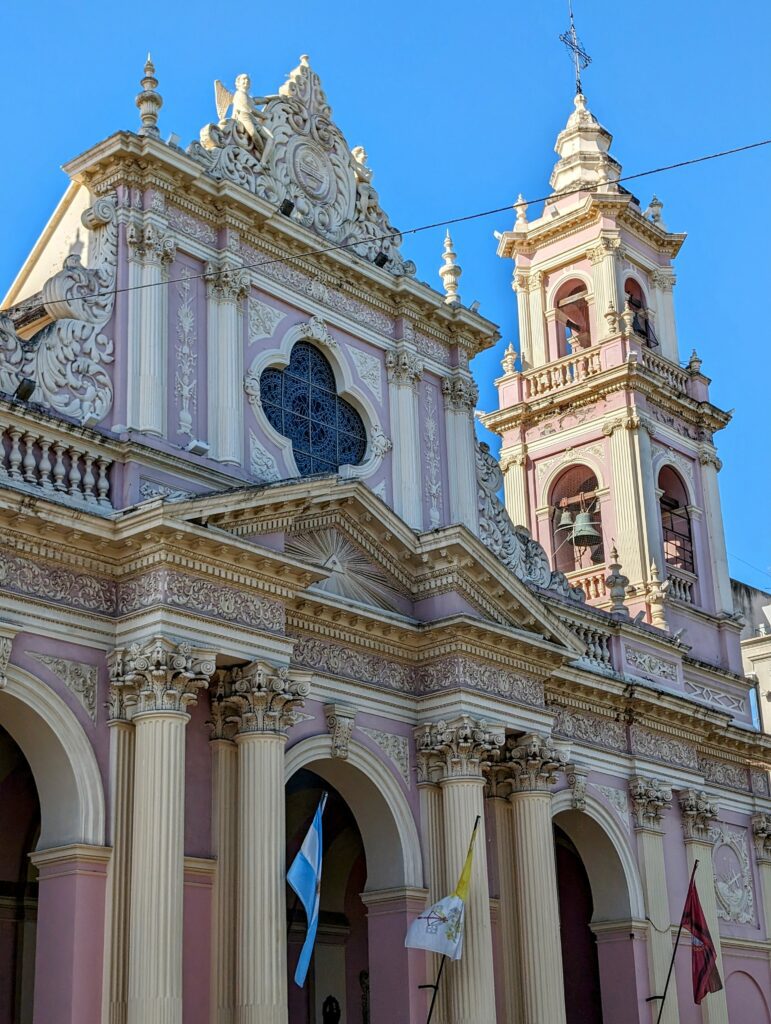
0;55;770;1024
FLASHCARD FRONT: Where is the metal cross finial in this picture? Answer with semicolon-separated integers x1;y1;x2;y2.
559;0;592;95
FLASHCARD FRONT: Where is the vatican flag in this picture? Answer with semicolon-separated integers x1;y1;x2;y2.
404;816;480;961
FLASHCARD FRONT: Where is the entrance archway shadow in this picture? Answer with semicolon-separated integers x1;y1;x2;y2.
0;666;104;849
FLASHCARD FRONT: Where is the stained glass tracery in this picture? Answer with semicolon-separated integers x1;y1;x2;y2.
259;342;367;476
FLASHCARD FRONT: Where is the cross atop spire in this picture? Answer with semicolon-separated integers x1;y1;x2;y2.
559;1;592;95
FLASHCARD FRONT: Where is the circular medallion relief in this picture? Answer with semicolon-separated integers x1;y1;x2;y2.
291;140;335;203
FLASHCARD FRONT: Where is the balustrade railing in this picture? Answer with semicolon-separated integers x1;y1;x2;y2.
522;348;602;399
561;617;613;668
666;566;696;605
0;422;113;508
567;565;608;602
641;350;690;394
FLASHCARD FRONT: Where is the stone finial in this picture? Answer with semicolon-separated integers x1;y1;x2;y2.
605;546;630;618
604;300;619;335
679;789;718;842
136;53;163;138
688;349;703;374
439;230;462;306
620;299;635;339
645;195;667;230
416;716;504;780
504;733;569;793
629;776;672;829
514;194;528;230
501;342;518;375
325;704;356;759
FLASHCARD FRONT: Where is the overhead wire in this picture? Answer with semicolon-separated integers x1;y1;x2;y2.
7;136;771;313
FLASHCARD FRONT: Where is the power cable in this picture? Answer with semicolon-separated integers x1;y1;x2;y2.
7;136;771;313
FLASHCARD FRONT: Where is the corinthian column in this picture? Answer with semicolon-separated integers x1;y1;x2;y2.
416;742;448;1024
416;717;504;1024
679;791;728;1024
486;771;522;1024
206;263;249;464
112;637;215;1024
227;662;311;1024
209;679;238;1024
386;345;423;528
506;733;568;1024
102;684;136;1024
629;777;680;1024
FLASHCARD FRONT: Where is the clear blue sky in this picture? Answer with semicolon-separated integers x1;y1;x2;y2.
1;1;769;591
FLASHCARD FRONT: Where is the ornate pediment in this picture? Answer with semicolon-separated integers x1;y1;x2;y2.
188;57;415;277
285;527;407;612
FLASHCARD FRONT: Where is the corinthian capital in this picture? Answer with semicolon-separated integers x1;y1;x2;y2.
441;373;479;412
751;813;771;862
227;661;311;736
629;776;672;829
386;346;423;388
127;222;176;265
504;733;568;793
108;636;216;717
416;716;504;780
205;261;250;303
679;789;718;842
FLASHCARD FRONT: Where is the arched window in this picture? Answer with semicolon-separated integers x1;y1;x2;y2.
550;465;605;573
259;342;367;476
624;278;658;347
554;279;592;358
658;466;694;573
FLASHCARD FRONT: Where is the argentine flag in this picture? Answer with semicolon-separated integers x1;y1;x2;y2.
287;792;328;986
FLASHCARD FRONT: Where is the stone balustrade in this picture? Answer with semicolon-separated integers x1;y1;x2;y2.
641;349;690;394
562;618;613;668
567;565;607;602
666;566;696;605
0;420;113;507
522;348;602;399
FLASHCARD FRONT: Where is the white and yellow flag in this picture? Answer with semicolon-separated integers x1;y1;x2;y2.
404;817;479;961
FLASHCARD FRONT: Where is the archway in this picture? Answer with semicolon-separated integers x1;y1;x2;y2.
0;725;40;1024
285;736;425;1024
553;799;647;1024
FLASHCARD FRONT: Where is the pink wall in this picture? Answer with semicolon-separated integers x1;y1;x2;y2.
182;865;214;1024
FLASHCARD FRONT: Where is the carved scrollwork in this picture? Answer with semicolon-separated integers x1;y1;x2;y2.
416;716;504;779
108;635;216;717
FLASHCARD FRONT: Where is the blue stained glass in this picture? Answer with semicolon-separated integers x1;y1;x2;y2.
258;341;367;476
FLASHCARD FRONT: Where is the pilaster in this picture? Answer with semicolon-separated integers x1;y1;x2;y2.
698;450;733;614
629;776;679;1024
588;235;621;340
526;272;547;367
416;750;448;1024
751;814;771;941
650;269;678;362
500;449;529;530
206;262;250;464
386;344;423;528
485;772;522;1024
505;733;568;1024
416;717;503;1024
110;636;215;1024
442;371;479;531
678;791;728;1024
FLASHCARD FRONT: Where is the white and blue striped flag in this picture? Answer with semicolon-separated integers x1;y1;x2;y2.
287;791;328;986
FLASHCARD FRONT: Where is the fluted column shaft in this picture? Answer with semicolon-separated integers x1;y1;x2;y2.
417;780;448;1023
502;454;529;531
127;711;188;1024
488;793;522;1024
138;256;169;436
235;731;288;1024
387;349;423;528
509;789;565;1024
103;720;135;1024
682;839;728;1024
207;269;247;464
440;776;496;1024
634;826;679;1024
211;737;238;1024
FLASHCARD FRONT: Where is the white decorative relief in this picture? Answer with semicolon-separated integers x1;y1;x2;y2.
713;827;755;925
249;429;281;483
0;197;117;424
139;481;194;502
652;445;695;489
371;480;388;503
360;726;410;787
248;296;285;342
167;205;217;245
349;347;383;402
28;652;97;722
424;385;443;528
175;267;197;437
297;314;338;351
685;679;745;714
535;443;605;485
625;648;678;683
593;784;631;827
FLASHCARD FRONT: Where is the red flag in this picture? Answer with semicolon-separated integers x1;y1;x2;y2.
681;876;722;1004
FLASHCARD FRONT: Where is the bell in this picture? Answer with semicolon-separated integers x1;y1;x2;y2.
570;511;602;547
556;508;574;532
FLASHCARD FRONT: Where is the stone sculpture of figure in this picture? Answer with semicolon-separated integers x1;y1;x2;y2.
351;146;377;218
214;74;276;154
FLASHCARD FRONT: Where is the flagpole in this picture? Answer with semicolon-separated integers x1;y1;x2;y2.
652;859;699;1024
419;954;447;1024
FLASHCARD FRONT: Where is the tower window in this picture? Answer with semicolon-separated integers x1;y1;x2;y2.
259;341;367;476
550;465;605;573
624;278;658;347
553;280;592;357
658;466;694;573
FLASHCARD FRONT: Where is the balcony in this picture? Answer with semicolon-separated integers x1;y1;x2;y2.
567;565;608;603
666;565;697;605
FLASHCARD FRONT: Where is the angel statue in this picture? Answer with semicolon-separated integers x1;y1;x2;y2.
351;146;377;219
213;74;277;155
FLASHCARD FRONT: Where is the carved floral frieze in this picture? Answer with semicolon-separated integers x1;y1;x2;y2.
629;725;698;769
698;756;749;792
624;647;679;684
552;706;626;751
0;549;116;614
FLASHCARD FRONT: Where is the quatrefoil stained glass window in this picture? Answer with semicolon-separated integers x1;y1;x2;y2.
259;342;367;476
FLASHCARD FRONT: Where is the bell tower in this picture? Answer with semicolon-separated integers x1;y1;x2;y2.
484;92;741;668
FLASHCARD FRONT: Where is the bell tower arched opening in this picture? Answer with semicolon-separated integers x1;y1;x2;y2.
550;465;605;575
553;279;593;359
